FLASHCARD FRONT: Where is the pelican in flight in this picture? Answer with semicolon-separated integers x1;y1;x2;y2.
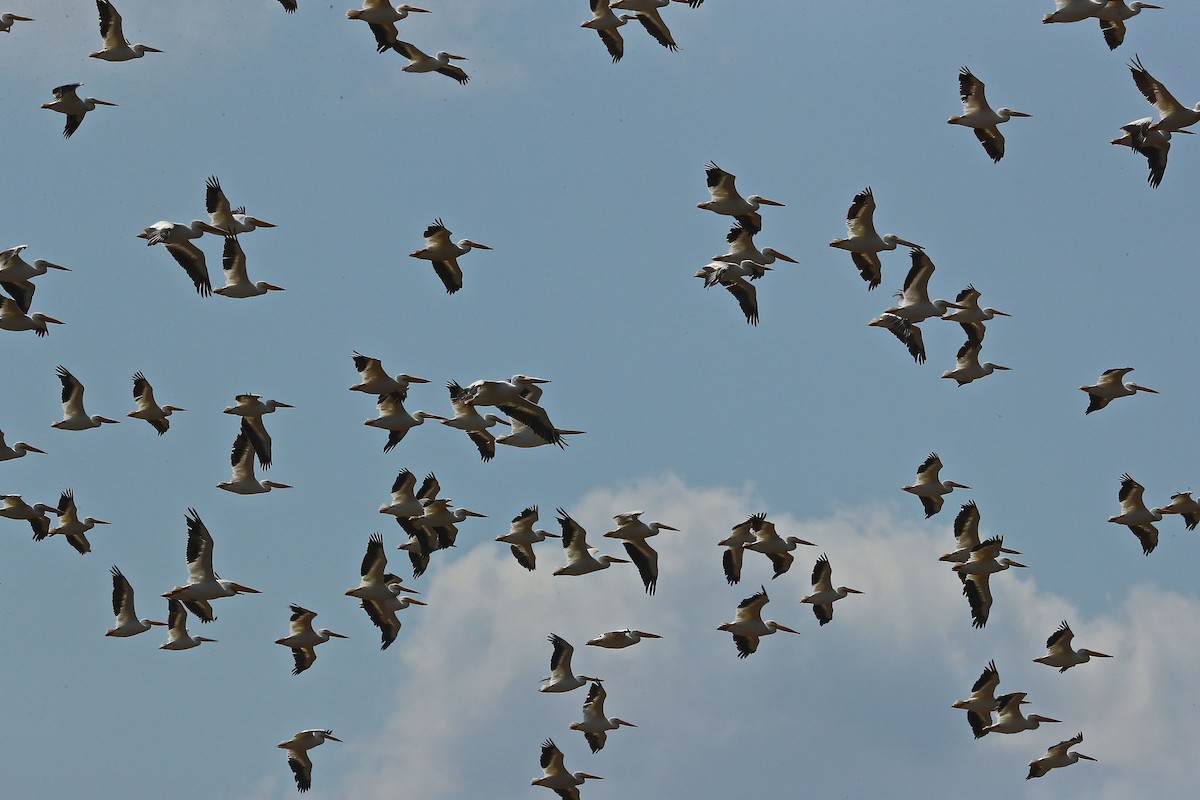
409;219;490;294
276;605;348;675
0;430;44;461
463;376;563;446
612;0;679;51
884;249;962;323
716;223;798;267
1129;55;1200;132
106;567;165;637
278;730;341;794
385;40;469;83
379;469;439;519
744;518;815;579
45;489;109;555
830;187;921;290
952;660;1001;738
163;508;261;622
801;555;863;625
0;245;70;313
949;68;1031;163
346;532;420;602
1108;473;1161;555
540;634;600;693
127;372;185;434
159;599;216;650
41;83;116;138
359;585;425;649
364;392;443;453
698;162;783;234
1034;621;1111;672
0;13;32;32
215;235;285;298
350;352;428;395
1111;117;1179;188
496;417;585;449
719;513;766;585
205;176;276;235
1043;0;1104;24
571;682;637;753
942;338;1010;386
440;380;509;461
532;739;603;799
903;453;970;518
1081;367;1157;414
952;537;1027;581
719;586;799;658
0;296;63;337
939;501;1021;564
554;509;629;576
940;284;1010;342
1154;492;1200;531
1096;2;1163;50
582;0;631;62
91;1;160;61
1027;732;1097;779
137;220;224;296
347;2;429;51
983;692;1061;734
410;497;486;550
52;366;119;431
603;512;678;594
496;505;560;571
699;260;767;325
868;313;926;365
0;494;57;539
224;393;291;468
219;422;293;494
586;629;661;648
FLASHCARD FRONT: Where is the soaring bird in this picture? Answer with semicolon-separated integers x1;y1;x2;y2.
938;501;1022;565
582;0;631;63
903;453;970;517
868;313;926;364
350;352;429;395
41;83;116;138
699;260;768;325
1154;492;1200;531
105;567;166;637
718;513;766;585
1095;2;1162;50
952;660;1002;738
532;739;603;799
948;68;1031;162
603;512;678;594
439;381;508;461
52;366;119;431
223;393;292;468
0;13;32;32
496;505;560;571
379;469;440;519
801;554;863;625
698;162;784;234
1043;0;1104;24
1111;117;1180;188
218;422;293;495
941;338;1011;386
0;494;59;540
127;372;185;434
585;629;661;649
278;730;342;793
159;599;217;651
409;219;491;293
346;532;420;602
554;509;629;576
540;634;600;693
463;377;563;447
982;692;1061;734
829;187;921;290
1027;732;1097;779
385;40;470;84
275;605;348;675
0;296;63;337
743;517;815;579
883;249;961;323
364;392;443;453
42;489;109;555
347;2;429;51
939;284;1010;342
205;176;276;235
162;509;261;622
1034;621;1112;672
718;586;799;658
0;244;70;314
613;0;680;51
1080;367;1157;414
1108;473;1162;554
716;223;798;268
571;682;637;753
90;1;161;61
1129;55;1200;133
215;235;285;298
358;585;424;650
137;220;224;295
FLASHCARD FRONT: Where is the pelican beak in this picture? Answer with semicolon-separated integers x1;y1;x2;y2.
404;376;431;383
327;632;349;638
21;445;46;454
1130;384;1159;394
894;239;922;249
993;365;1012;371
845;588;864;594
577;774;604;781
608;557;630;563
406;7;432;12
448;54;468;60
1008;111;1032;117
274;402;295;408
618;720;638;727
772;252;798;263
948;482;972;489
657;524;679;531
166;406;188;412
263;283;286;291
44;261;71;271
774;624;801;634
992;310;1012;317
466;241;492;250
405;598;427;606
93;100;118;106
638;632;662;638
136;231;150;240
756;198;785;206
1077;754;1098;761
325;735;343;742
1086;650;1112;658
1007;560;1029;569
999;546;1021;555
143;47;163;53
233;584;261;593
464;510;487;518
41;317;65;325
265;482;293;489
147;620;167;626
93;520;111;525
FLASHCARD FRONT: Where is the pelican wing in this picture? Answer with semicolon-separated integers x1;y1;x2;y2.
899;249;935;304
720;275;759;325
509;542;536;571
162;241;212;296
1129;55;1184;119
1100;17;1127;50
360;532;387;582
184;508;216;583
1045;620;1075;653
241;415;273;469
963;573;992;628
974;127;1005;163
959;68;990;115
851;250;882;290
845;187;877;238
597;27;624;62
622;539;658;595
811;554;834;593
430;258;464;294
632;10;677;50
220;235;250;285
56;366;86;418
872;314;925;364
0;280;35;313
362;598;401;649
110;566;135;622
286;750;313;793
96;1;127;49
953;501;982;550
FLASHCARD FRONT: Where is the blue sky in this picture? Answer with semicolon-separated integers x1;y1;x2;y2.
3;1;1200;798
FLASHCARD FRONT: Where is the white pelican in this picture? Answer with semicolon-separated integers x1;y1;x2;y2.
718;586;799;658
159;599;217;650
801;554;863;625
441;380;508;461
106;566;165;637
582;0;631;63
127;372;185;434
586;629;661;648
53;366;119;430
359;586;424;650
0;245;70;313
278;730;342;794
1096;2;1162;49
205;176;276;235
276;605;348;675
1027;732;1097;779
952;660;1001;738
0;494;58;539
223;392;293;418
412;497;486;549
612;0;678;51
386;40;469;84
350;352;429;395
554;509;629;576
409;219;491;294
541;634;601;693
0;13;32;32
1108;473;1161;555
532;739;603;799
868;313;926;365
497;417;585;449
719;512;766;585
163;509;261;622
46;489;110;555
137;221;223;296
940;284;1010;342
347;2;429;50
952;537;1027;587
884;249;962;323
41;83;116;138
347;532;420;601
1154;492;1200;531
1081;367;1157;414
571;682;637;753
699;260;767;325
379;469;439;519
1111;117;1180;188
903;453;970;518
0;296;63;337
603;512;678;594
949;68;1031;163
830;187;921;290
218;422;293;495
215;235;284;298
464;376;563;446
223;394;290;468
365;392;443;453
90;1;160;61
698;162;783;234
983;692;1061;734
496;505;560;571
939;501;1022;564
1129;55;1200;132
744;518;815;579
1043;0;1104;23
1034;621;1111;672
942;338;1010;386
716;223;798;267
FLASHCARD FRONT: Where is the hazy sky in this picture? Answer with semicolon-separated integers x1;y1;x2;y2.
3;1;1200;798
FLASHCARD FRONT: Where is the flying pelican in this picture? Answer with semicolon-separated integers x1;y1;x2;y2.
365;392;443;453
106;567;165;637
1043;0;1104;24
1034;621;1111;672
586;629;661;648
127;372;185;434
532;739;603;799
1081;367;1158;414
379;469;439;519
829;187;921;290
90;1;160;61
41;83;115;138
46;489;110;556
347;2;429;50
0;245;70;313
440;380;509;461
744;518;815;579
278;730;342;793
214;235;285;298
941;339;1010;386
409;219;491;294
952;660;1001;738
1154;492;1200;531
159;599;217;650
1108;473;1162;554
582;0;631;62
1111;117;1180;188
983;692;1061;734
801;554;863;625
0;296;63;337
1027;732;1097;779
571;682;637;753
0;13;32;32
718;513;766;585
411;497;486;549
949;68;1031;162
541;634;601;692
276;605;348;675
359;585;426;649
385;40;469;83
868;313;926;364
612;0;678;51
224;393;293;419
137;220;224;296
940;284;1010;342
884;249;962;322
1129;55;1200;132
1096;2;1163;50
218;422;293;494
496;505;560;571
350;352;429;395
718;586;799;658
463;376;563;446
205;176;276;235
163;508;261;622
903;453;970;518
698;163;783;234
939;501;1022;564
716;223;798;267
347;532;420;601
603;512;678;594
699;260;767;325
223;393;291;468
496;417;585;449
952;537;1027;582
0;494;58;539
52;366;119;431
554;509;630;576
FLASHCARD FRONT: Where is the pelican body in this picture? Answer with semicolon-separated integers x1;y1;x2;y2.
902;453;970;517
162;509;261;622
983;692;1061;734
128;372;185;434
586;629;661;648
942;339;1010;386
952;660;1001;738
829;187;921;290
532;739;603;799
540;633;600;693
0;297;63;337
496;505;559;571
215;235;284;297
137;220;224;296
1096;2;1163;50
1129;55;1200;133
718;586;799;658
1154;492;1200;531
90;1;161;62
278;729;341;793
570;681;636;753
1080;367;1157;414
410;219;491;293
948;68;1031;162
1108;473;1161;554
350;351;429;395
0;494;58;539
698;162;783;234
106;567;166;637
554;508;629;576
1027;732;1097;779
275;605;348;675
582;0;631;63
800;554;863;625
716;223;797;267
41;83;116;139
387;41;469;83
159;599;217;650
205;175;276;235
1034;621;1111;672
218;422;292;494
365;392;442;453
44;489;109;555
347;2;429;51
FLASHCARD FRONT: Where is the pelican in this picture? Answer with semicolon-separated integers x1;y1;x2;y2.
412;497;486;549
801;554;863;625
205;176;276;235
532;739;602;799
554;509;629;576
46;488;109;555
571;682;637;753
163;508;261;622
540;634;601;692
0;494;58;539
496;417;585;449
379;469;439;519
884;249;961;322
940;284;1010;342
716;223;798;267
744;518;815;579
903;453;970;518
603;512;678;594
0;296;63;337
386;40;469;84
868;313;925;365
1027;732;1097;779
1108;473;1161;555
983;692;1061;734
137;221;224;296
441;381;509;461
41;83;115;138
1081;367;1158;414
409;219;491;294
105;567;165;637
347;2;429;50
278;730;341;794
0;13;32;32
90;1;160;61
127;372;185;434
1129;55;1200;132
463;376;563;447
942;338;1010;386
1111;117;1180;188
612;0;678;51
350;352;429;395
582;0;631;63
952;660;1001;738
719;513;766;585
224;393;293;418
276;605;348;675
364;392;443;453
939;501;1021;564
718;586;799;658
586;629;661;648
1043;0;1104;23
1154;492;1200;531
949;68;1031;163
214;235;284;298
1034;621;1111;672
496;505;560;571
699;260;766;325
1096;2;1162;50
0;245;70;313
830;187;921;290
223;394;291;468
359;585;424;649
218;422;293;494
347;532;420;601
159;599;216;650
951;537;1028;580
698;162;783;234
52;366;119;431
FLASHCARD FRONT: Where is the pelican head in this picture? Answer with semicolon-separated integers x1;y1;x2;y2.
883;235;922;249
11;443;46;455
